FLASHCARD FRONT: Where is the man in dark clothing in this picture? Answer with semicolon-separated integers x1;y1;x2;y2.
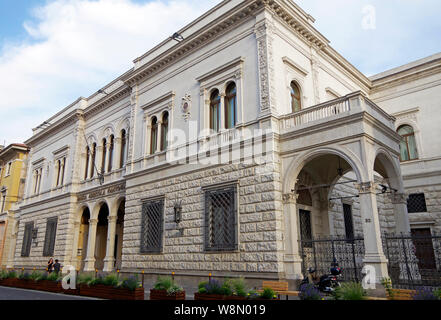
53;260;62;274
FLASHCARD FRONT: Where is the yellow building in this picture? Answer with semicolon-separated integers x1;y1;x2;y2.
0;144;29;268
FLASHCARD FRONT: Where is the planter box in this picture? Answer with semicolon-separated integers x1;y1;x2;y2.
194;293;248;300
79;284;145;300
386;289;416;300
0;278;61;293
0;278;23;288
35;280;63;293
150;289;186;300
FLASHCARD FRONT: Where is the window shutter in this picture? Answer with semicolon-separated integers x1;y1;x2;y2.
141;198;164;254
21;222;33;257
43;217;58;257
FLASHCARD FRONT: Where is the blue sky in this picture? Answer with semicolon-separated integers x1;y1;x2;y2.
0;0;440;146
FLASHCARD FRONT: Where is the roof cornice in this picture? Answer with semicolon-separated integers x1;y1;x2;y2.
83;85;132;119
25;109;84;146
122;0;332;87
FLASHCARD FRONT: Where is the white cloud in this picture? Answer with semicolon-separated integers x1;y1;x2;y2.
296;0;441;76
0;0;220;145
1;0;440;146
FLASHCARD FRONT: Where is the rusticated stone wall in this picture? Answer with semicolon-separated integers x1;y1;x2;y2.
122;162;285;277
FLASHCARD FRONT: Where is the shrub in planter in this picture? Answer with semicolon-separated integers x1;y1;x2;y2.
259;288;279;300
299;284;324;301
412;287;440;300
79;273;144;300
150;276;185;300
333;282;366;300
195;278;249;300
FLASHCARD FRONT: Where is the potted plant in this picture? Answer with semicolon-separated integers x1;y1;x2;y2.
150;276;185;300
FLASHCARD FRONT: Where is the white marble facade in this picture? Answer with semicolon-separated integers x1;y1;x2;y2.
8;0;441;285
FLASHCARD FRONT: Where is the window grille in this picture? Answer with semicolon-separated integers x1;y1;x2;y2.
43;217;58;257
407;193;427;213
204;185;237;252
141;198;164;254
21;222;34;257
343;203;355;240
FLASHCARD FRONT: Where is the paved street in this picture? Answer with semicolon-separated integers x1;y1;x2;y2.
0;286;99;300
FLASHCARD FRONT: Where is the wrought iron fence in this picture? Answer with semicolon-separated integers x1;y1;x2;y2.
300;235;365;282
383;232;441;289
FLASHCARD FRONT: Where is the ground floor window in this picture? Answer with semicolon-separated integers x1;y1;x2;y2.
43;217;58;257
204;185;237;252
407;193;427;213
21;222;34;257
141;198;164;254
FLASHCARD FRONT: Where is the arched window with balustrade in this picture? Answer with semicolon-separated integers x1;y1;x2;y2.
150;117;158;154
225;82;237;129
210;90;221;132
161;112;169;151
398;125;418;162
120;130;126;168
290;81;302;113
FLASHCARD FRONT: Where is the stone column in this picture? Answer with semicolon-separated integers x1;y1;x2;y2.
391;193;411;233
220;92;226;131
88;149;94;179
97;145;104;175
114;137;122;170
283;193;303;280
357;182;389;281
104;142;111;174
156;121;163;153
83;219;98;272
103;215;118;272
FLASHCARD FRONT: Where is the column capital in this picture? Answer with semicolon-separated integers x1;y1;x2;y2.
283;193;299;204
390;192;407;205
108;216;118;223
88;219;98;225
355;181;378;194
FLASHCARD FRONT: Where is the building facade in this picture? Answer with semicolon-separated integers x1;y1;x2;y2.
8;0;441;290
0;143;30;268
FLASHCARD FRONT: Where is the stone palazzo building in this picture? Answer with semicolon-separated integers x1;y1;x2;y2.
6;0;441;289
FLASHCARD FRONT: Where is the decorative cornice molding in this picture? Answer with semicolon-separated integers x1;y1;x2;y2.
282;56;309;76
84;86;132;120
25;110;84;146
196;57;245;83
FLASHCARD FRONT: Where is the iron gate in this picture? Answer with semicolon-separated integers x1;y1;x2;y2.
383;231;441;289
300;235;365;282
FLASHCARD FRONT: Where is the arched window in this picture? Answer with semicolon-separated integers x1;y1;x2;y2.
84;147;90;180
56;159;61;186
101;138;107;174
91;143;97;177
120;130;126;169
290;81;302;113
108;135;114;172
150;117;158;154
161;112;169;151
210;90;221;132
225;82;237;129
398;125;418;161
